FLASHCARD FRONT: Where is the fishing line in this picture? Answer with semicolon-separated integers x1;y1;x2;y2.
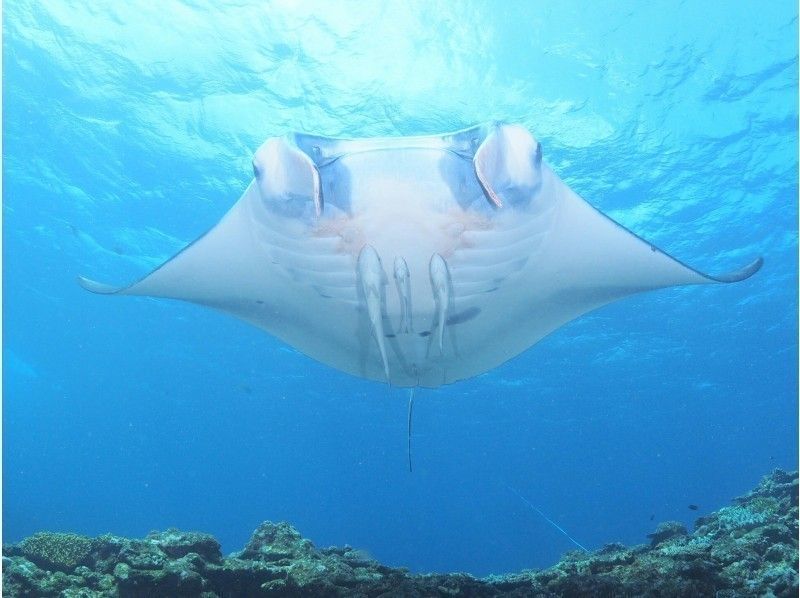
507;484;588;552
401;386;587;549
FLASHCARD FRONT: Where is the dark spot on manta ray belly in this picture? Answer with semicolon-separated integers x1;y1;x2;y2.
414;308;483;337
446;306;481;325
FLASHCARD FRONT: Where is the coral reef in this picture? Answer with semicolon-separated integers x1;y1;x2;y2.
3;469;797;597
14;532;95;572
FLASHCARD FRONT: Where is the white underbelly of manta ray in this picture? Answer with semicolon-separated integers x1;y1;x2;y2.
79;122;762;388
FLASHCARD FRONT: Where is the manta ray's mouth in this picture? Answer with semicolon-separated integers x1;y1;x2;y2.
292;122;495;167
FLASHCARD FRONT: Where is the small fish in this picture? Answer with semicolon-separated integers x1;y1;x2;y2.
688;504;699;511
649;514;655;521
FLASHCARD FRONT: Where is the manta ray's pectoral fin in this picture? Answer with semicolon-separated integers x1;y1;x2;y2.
429;253;451;354
699;257;764;283
77;276;127;295
473;123;543;209
358;245;390;381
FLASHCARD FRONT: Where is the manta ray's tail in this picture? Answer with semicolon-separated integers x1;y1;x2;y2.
407;388;415;473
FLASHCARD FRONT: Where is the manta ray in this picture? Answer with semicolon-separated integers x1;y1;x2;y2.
80;123;762;388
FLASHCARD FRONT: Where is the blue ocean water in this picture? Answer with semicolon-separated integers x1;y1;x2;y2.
3;0;797;576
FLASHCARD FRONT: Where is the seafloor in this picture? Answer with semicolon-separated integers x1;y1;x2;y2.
2;469;797;597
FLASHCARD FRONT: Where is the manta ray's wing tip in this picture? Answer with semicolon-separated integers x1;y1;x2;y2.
706;256;764;283
77;275;124;295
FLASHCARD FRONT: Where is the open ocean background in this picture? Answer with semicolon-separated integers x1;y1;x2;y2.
3;0;798;575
